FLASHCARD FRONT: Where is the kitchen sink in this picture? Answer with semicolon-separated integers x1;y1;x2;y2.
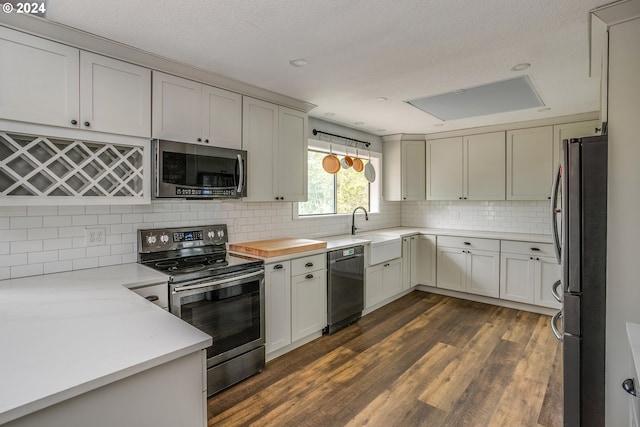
356;233;402;265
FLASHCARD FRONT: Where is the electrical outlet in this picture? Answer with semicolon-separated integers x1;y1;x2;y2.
85;227;106;247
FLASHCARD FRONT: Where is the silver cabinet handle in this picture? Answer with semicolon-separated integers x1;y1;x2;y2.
551;311;563;341
550;163;562;264
551;279;562;303
622;378;637;396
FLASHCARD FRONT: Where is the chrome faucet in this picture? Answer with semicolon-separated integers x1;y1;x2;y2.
351;206;369;235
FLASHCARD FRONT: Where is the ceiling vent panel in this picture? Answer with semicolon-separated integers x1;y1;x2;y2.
406;76;544;121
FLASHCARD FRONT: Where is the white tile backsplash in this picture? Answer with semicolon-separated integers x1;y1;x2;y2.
0;196;550;280
401;200;552;235
0;199;400;279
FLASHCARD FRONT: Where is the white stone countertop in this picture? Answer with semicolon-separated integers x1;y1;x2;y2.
0;264;212;424
230;227;552;262
627;322;640;383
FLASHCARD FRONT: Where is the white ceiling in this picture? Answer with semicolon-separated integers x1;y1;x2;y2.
44;0;604;136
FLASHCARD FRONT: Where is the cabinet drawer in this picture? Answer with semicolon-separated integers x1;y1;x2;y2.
437;236;499;251
501;241;555;257
130;282;168;309
291;253;326;276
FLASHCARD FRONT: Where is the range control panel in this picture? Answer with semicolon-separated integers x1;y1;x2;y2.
138;224;227;253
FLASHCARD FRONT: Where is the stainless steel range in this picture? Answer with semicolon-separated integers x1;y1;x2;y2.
137;224;265;396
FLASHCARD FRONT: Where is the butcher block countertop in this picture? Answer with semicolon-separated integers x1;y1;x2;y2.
229;237;327;258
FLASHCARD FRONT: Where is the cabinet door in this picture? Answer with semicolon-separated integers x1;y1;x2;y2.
427;137;463;200
401;140;426;200
416;235;436;287
291;269;327;341
0;27;79;128
409;235;419;287
152;71;202;143
242;97;278;201
365;264;385;308
80;52;151;137
499;252;534;304
382;259;403;298
265;262;291;354
466;249;500;298
278;107;308;202
401;237;411;291
552;120;599;169
464;132;505;200
506;126;554;200
436;246;466;291
202;85;242;149
533;256;562;309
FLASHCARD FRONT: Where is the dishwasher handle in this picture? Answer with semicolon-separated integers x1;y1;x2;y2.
329;253;364;264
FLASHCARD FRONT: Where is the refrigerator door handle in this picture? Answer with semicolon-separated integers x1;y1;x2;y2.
550;163;562;264
551;279;563;303
551;310;563;341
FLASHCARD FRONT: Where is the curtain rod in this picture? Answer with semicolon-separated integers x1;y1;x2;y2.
312;129;371;148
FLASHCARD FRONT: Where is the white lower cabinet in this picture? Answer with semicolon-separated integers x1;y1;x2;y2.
416;234;437;287
436;237;500;298
499;241;561;309
265;261;291;354
365;258;402;309
291;269;327;341
265;254;327;357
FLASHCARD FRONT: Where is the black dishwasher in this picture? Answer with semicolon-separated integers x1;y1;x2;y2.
324;246;365;335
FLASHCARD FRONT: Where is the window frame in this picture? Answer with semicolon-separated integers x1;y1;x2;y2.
294;138;381;219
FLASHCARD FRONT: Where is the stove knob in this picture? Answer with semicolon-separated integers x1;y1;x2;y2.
217;229;225;238
207;231;215;239
147;235;157;245
160;234;169;243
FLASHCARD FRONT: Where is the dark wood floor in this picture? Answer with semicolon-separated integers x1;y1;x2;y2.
207;291;562;427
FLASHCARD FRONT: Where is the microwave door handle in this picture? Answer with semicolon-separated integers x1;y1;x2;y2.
550;163;562;264
236;154;244;194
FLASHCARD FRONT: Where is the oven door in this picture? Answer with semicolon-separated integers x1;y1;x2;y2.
170;269;264;367
154;139;247;199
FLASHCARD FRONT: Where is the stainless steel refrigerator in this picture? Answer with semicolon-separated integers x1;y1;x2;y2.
550;135;607;426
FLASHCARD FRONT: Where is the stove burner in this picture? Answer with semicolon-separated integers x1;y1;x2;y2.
155;260;179;269
208;258;227;265
185;256;208;263
171;264;205;274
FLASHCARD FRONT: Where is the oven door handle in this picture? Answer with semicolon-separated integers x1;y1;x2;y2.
172;269;264;293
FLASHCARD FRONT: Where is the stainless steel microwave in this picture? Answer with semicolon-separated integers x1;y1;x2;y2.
153;139;247;199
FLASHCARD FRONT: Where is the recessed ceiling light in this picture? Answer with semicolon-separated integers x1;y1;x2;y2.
511;63;531;71
452;89;464;95
324;112;335;117
376;97;388;102
354;122;365;125
537;107;551;112
289;58;308;67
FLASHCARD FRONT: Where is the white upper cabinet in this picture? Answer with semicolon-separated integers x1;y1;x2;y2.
382;137;425;201
152;71;241;148
552;120;600;168
464;132;505;200
427;136;463;200
0;27;151;137
80;51;151;138
242;96;307;202
202;85;242;149
427;132;505;200
506;126;554;200
0;27;79;129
